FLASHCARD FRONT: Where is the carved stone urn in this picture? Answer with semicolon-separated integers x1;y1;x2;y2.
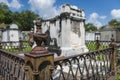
30;33;49;54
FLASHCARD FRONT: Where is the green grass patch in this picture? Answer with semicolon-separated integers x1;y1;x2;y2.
5;46;32;53
86;42;109;51
97;54;105;61
3;41;32;53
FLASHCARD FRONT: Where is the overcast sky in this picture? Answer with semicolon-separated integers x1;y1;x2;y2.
0;0;120;28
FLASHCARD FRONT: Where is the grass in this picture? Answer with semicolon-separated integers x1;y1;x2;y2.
3;41;32;53
97;54;105;61
86;42;109;51
5;47;32;53
86;42;108;61
116;50;120;80
86;42;120;80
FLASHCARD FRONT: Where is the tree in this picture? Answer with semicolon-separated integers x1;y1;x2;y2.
0;3;39;30
0;3;12;24
12;12;21;27
14;10;39;31
108;19;120;27
85;23;97;31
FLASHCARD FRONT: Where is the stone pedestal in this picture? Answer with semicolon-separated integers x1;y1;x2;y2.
24;46;54;80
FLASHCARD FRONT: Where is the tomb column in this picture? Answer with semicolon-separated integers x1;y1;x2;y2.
60;14;72;55
80;20;85;47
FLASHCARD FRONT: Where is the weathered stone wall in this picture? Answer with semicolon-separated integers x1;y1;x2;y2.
100;31;116;41
34;4;88;56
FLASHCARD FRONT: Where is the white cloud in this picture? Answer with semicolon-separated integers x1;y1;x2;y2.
100;16;107;19
89;13;99;19
0;0;9;5
0;0;23;9
87;12;107;28
9;0;23;9
28;0;60;18
111;9;120;19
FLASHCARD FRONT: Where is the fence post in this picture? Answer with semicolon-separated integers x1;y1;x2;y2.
0;41;2;49
96;37;100;50
0;54;1;80
0;41;1;79
19;37;23;51
24;46;54;80
109;34;117;77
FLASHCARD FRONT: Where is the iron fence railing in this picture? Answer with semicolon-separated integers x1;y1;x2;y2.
85;40;120;51
0;40;118;53
0;41;31;53
0;39;120;80
0;49;27;80
51;47;114;80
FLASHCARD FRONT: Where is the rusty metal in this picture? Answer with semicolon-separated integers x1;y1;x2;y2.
24;45;54;80
51;47;114;80
0;49;26;80
25;31;54;80
33;33;49;46
96;37;100;50
0;44;118;80
0;42;2;49
30;46;49;54
19;37;23;51
109;34;117;78
109;34;115;48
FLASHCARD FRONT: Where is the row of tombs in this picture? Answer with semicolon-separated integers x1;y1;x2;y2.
1;4;119;57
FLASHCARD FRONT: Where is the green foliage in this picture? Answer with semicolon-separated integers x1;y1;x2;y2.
86;42;96;51
0;23;8;28
116;76;120;80
0;3;39;30
108;19;120;27
0;3;12;24
86;42;108;61
4;41;32;53
12;10;39;31
85;23;98;31
86;42;108;51
97;54;105;61
116;69;120;80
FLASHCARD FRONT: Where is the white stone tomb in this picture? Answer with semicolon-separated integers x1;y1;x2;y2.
33;4;88;56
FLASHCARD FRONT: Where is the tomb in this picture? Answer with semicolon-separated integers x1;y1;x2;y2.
2;24;21;42
32;4;88;56
86;31;101;41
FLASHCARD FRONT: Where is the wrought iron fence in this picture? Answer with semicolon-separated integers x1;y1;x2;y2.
85;40;120;51
0;49;28;80
0;41;31;53
51;47;114;80
0;39;120;80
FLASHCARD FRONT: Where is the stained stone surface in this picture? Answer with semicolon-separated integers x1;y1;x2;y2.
33;4;88;56
2;24;20;42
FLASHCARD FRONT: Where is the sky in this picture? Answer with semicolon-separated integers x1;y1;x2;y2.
0;0;120;28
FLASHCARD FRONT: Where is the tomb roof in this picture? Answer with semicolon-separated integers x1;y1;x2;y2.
10;24;18;29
